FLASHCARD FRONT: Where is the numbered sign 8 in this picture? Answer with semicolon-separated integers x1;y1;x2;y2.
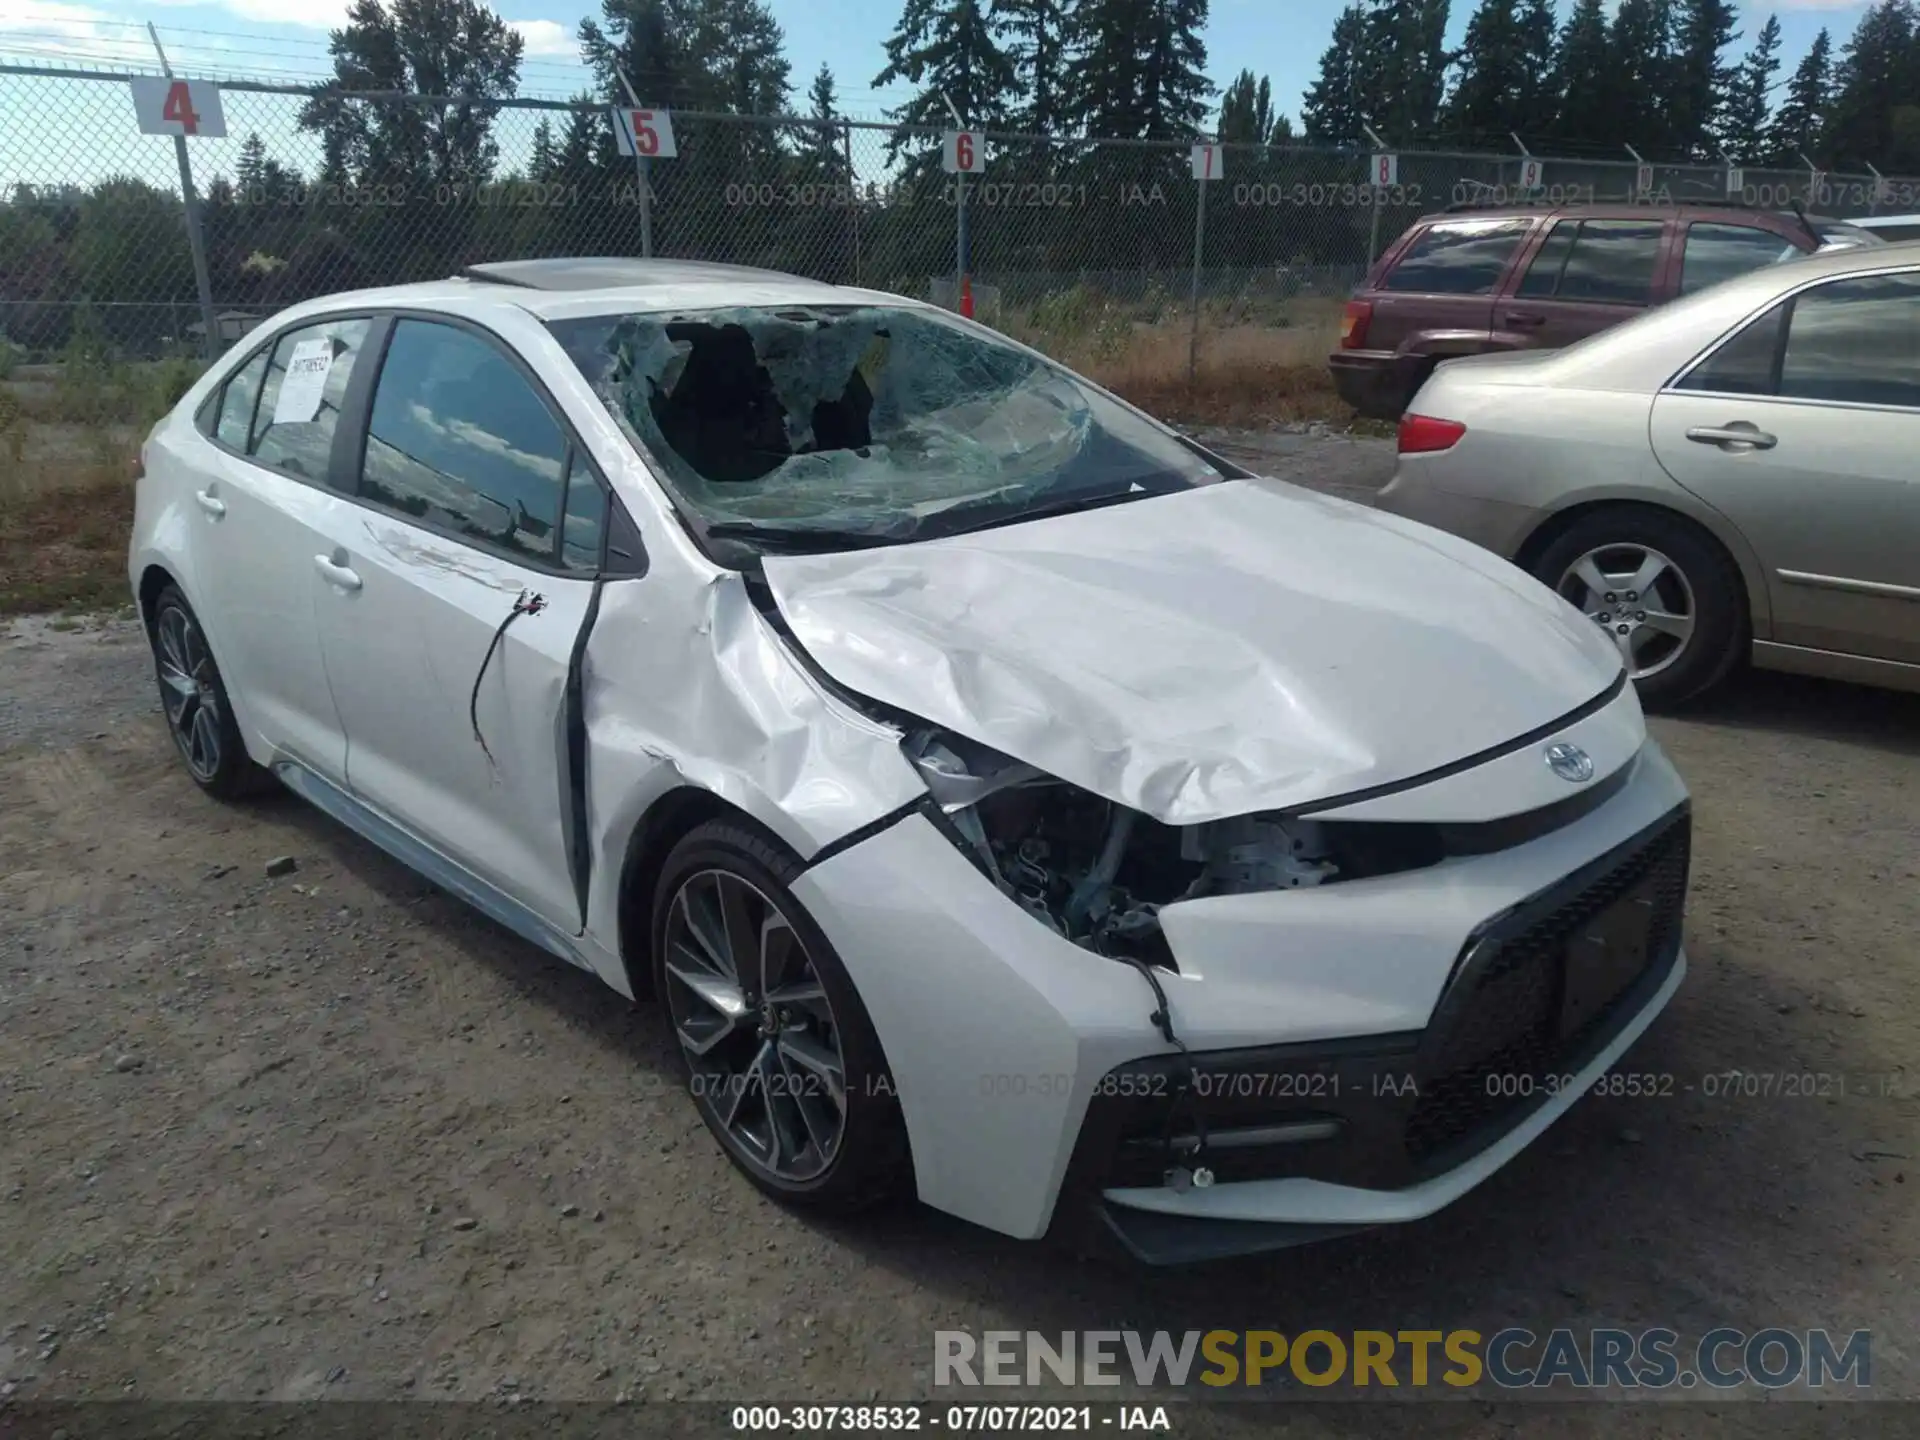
1370;153;1398;188
612;107;678;159
943;131;985;175
130;77;226;139
1191;143;1223;182
1518;158;1545;191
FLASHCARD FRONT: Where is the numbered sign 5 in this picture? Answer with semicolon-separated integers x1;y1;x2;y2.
943;131;985;175
1518;158;1545;191
1191;143;1224;182
1370;153;1398;188
612;107;678;159
130;77;226;139
1725;167;1745;196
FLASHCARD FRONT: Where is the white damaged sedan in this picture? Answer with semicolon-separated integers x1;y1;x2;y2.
130;259;1691;1263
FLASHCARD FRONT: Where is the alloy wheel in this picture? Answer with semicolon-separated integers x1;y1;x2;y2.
155;604;223;782
662;869;848;1184
1556;543;1697;680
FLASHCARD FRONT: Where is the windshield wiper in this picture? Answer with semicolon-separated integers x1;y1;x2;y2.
703;521;904;551
943;485;1158;538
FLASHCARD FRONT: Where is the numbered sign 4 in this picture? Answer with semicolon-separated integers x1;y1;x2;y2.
612;107;678;159
130;77;226;139
943;131;985;175
1370;153;1398;188
1518;158;1545;191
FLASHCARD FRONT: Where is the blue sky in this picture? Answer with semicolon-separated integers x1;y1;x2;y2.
0;0;1877;126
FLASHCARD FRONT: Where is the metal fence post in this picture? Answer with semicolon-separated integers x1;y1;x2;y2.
844;119;859;287
1188;143;1209;389
614;73;654;258
146;25;217;359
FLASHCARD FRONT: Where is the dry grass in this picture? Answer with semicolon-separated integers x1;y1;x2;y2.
0;466;134;617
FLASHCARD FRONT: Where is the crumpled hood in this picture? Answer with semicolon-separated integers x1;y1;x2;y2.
763;479;1624;824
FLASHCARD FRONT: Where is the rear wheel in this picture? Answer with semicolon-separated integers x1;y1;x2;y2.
651;820;909;1212
148;585;272;799
1532;509;1745;709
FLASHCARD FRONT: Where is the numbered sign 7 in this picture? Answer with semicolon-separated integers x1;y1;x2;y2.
612;107;679;159
130;77;226;139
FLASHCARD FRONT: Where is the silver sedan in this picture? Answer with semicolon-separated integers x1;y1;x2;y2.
1377;241;1920;706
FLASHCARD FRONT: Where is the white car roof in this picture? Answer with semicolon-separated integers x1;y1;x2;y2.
1848;213;1920;230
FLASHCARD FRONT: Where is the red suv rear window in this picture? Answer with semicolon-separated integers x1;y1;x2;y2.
1381;219;1532;296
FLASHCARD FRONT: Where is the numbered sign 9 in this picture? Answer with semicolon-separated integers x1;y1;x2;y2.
130;77;225;138
1191;143;1223;181
942;131;985;175
612;107;678;159
1370;153;1398;188
1518;158;1545;191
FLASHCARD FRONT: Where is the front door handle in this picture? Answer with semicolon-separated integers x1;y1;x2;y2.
1505;311;1547;328
313;553;363;592
1687;423;1778;450
194;489;226;518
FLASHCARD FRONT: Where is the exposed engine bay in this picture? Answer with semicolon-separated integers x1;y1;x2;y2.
906;731;1343;969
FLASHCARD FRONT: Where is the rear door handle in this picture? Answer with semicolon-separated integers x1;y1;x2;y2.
1686;424;1778;450
313;554;363;592
1505;311;1547;328
194;489;226;518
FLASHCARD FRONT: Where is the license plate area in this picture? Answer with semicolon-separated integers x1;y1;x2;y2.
1558;878;1659;1039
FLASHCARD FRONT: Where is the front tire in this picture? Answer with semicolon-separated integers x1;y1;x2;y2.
1532;509;1745;709
148;585;272;799
651;820;909;1213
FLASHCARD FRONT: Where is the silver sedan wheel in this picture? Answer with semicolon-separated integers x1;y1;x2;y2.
155;604;223;782
1556;543;1697;680
662;869;847;1184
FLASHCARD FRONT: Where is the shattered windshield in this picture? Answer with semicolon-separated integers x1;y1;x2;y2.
547;304;1220;547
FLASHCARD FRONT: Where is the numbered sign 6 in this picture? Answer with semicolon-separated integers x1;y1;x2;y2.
130;77;226;139
1518;158;1545;191
943;131;986;175
1191;143;1223;182
1370;153;1398;188
612;107;678;159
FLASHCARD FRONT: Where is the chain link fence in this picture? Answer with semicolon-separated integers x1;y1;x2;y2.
8;60;1920;494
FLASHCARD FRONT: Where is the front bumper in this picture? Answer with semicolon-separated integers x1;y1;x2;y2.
790;736;1691;1249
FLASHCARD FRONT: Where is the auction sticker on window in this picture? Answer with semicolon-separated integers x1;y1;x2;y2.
272;338;336;425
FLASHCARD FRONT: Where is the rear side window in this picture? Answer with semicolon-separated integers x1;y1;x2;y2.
214;349;269;450
1779;272;1920;407
1381;220;1531;295
1682;223;1791;295
1518;220;1663;304
1677;303;1786;395
250;317;372;481
1865;222;1920;242
560;456;608;572
359;318;569;563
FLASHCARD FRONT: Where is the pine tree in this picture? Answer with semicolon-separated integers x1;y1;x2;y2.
1763;27;1832;165
1300;4;1374;143
1368;0;1452;144
528;118;560;179
1550;0;1613;147
1513;0;1559;137
236;133;268;198
579;0;789;114
1823;0;1920;170
873;0;1016;146
1718;14;1780;164
995;0;1074;134
1443;0;1529;146
1217;70;1290;146
805;64;848;177
1605;0;1677;153
1063;0;1210;139
1670;0;1741;159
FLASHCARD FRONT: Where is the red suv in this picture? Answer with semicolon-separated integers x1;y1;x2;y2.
1328;202;1879;419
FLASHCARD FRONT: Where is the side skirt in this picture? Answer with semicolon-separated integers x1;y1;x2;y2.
272;759;597;974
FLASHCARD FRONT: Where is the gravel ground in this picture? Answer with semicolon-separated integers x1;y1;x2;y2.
2;437;1917;1432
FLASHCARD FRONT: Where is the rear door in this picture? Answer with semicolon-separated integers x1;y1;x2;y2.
1499;217;1666;349
1367;217;1535;354
186;316;373;780
1650;268;1920;664
304;314;609;929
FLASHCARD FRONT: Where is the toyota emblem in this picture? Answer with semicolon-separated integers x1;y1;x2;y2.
1544;741;1595;783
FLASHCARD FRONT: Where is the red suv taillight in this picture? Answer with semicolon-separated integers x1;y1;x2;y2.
1397;413;1466;454
1339;299;1373;350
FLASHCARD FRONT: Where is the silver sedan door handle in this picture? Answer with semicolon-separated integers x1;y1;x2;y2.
194;489;226;517
1686;424;1778;451
313;553;363;592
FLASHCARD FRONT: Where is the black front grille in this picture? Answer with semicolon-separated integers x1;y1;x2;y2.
1404;810;1691;1166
